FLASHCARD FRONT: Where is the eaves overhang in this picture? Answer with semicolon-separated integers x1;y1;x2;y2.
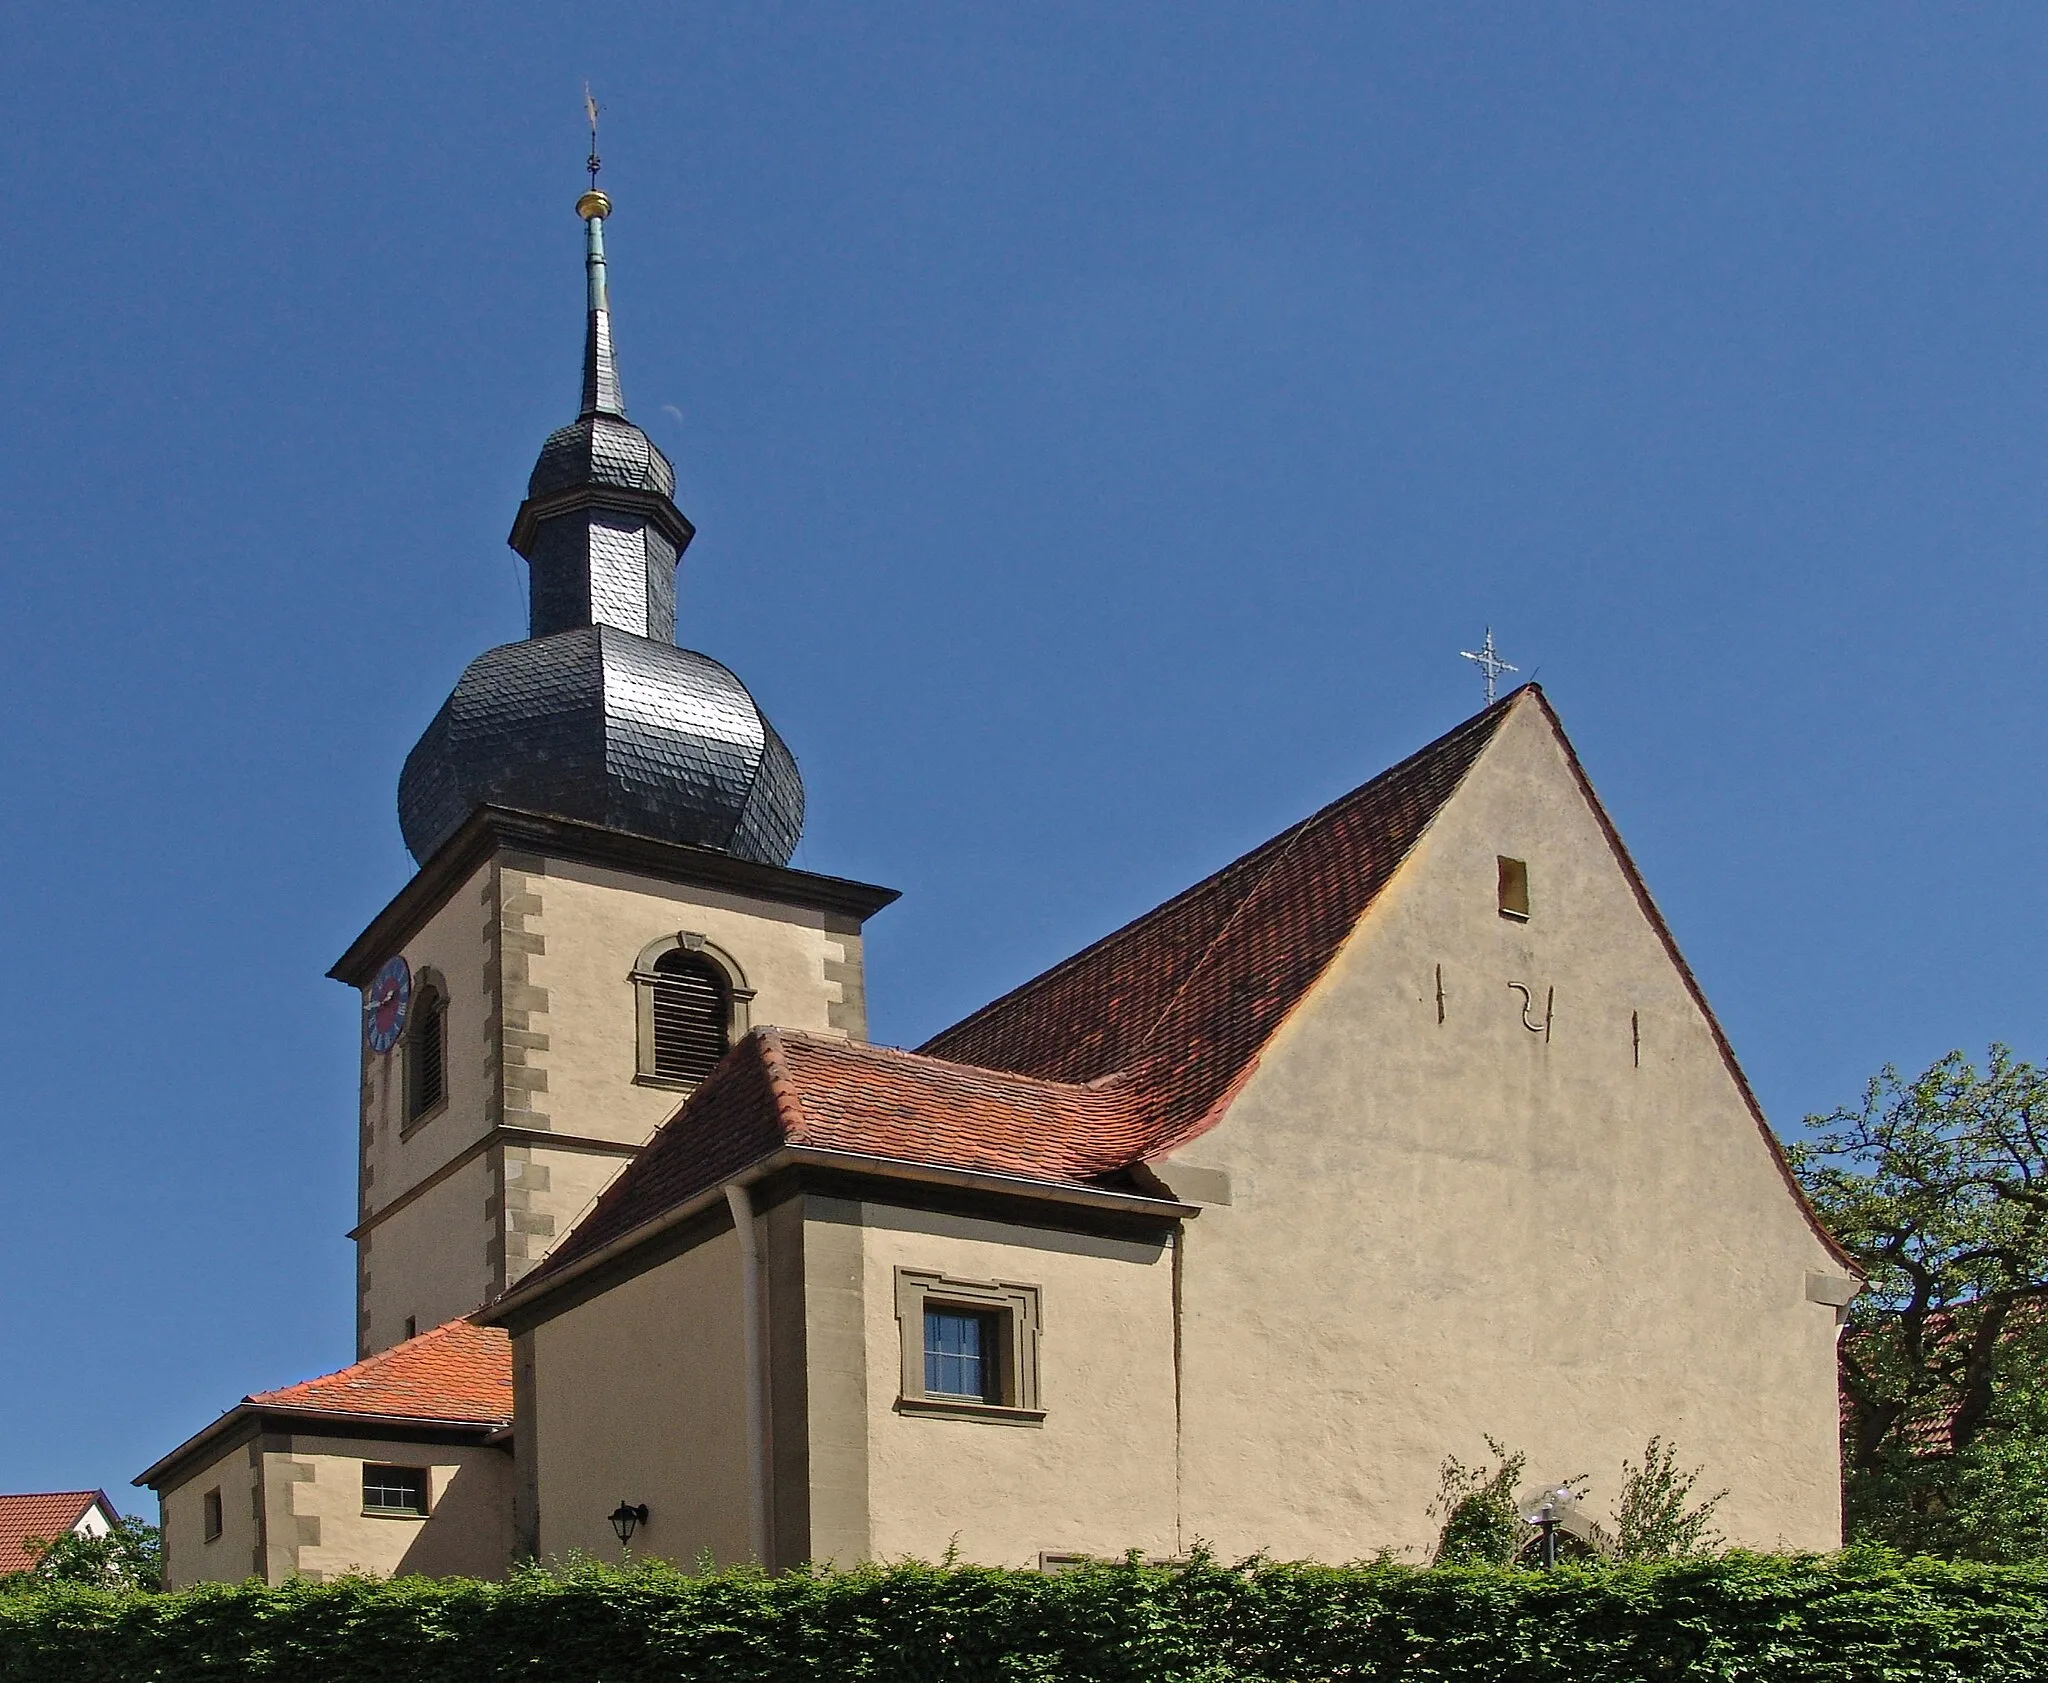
330;805;900;987
508;483;696;557
477;1143;1197;1335
135;1401;512;1494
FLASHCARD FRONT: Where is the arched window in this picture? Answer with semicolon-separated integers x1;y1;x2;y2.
632;934;752;1088
649;950;730;1084
405;983;446;1124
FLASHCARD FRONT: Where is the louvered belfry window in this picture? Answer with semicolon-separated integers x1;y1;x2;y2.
406;989;446;1122
651;949;730;1083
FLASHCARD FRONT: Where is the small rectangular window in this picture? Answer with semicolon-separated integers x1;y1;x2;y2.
894;1269;1043;1418
1497;855;1530;920
362;1464;429;1517
403;1315;417;1341
202;1487;223;1542
924;1306;1000;1402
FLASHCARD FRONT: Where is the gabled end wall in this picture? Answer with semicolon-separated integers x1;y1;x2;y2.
1172;691;1849;1557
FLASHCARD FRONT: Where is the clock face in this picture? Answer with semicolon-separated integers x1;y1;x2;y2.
365;955;412;1055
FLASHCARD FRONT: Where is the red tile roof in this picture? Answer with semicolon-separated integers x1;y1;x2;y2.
1839;1302;2045;1457
135;1322;513;1493
528;694;1517;1282
538;1030;1155;1277
922;692;1513;1140
0;1492;113;1575
247;1319;512;1425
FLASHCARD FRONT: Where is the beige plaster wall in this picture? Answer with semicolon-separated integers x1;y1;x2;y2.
528;1225;754;1567
158;1438;261;1589
522;859;867;1152
361;858;496;1212
358;856;498;1350
857;1205;1179;1567
1170;694;1847;1559
790;1197;869;1568
356;846;872;1352
359;1155;495;1354
270;1438;514;1582
505;1142;636;1287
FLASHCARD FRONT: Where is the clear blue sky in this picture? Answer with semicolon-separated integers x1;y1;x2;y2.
4;5;2044;1506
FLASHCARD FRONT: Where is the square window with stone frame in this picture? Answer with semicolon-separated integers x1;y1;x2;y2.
893;1268;1043;1420
362;1463;429;1517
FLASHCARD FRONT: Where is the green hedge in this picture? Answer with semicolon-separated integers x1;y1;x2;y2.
4;1551;2046;1682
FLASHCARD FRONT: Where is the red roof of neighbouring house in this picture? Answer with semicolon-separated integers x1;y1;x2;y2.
527;693;1519;1283
247;1319;513;1425
1839;1302;2048;1457
0;1491;115;1575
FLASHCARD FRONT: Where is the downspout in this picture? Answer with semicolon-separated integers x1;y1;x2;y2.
724;1181;770;1565
1171;1223;1185;1559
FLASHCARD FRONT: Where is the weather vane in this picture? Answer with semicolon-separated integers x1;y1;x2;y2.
584;82;602;189
1460;627;1517;706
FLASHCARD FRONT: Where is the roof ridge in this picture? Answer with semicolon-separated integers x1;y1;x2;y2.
919;689;1526;1059
918;832;1274;1057
247;1316;485;1403
750;1025;812;1141
0;1493;118;1576
511;693;1528;1288
1118;691;1522;1148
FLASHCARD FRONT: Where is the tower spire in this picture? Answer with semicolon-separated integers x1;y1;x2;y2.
575;90;624;418
398;146;805;874
501;120;694;649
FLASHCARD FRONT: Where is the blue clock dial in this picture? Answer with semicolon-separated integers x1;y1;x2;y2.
365;955;412;1054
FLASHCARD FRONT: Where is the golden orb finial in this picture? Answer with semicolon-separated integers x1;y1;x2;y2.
577;188;612;222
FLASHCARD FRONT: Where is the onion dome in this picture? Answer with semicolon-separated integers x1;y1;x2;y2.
397;186;806;867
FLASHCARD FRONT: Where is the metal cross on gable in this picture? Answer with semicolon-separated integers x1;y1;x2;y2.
1460;627;1518;706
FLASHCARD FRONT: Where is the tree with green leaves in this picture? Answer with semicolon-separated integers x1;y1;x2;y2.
1788;1045;2048;1559
11;1516;162;1592
1611;1437;1725;1561
1429;1438;1530;1566
1428;1438;1721;1566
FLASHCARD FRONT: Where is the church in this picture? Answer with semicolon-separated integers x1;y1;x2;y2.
137;178;1858;1588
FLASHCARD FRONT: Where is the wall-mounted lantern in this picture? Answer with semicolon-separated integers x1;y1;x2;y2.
609;1500;649;1547
1518;1482;1582;1570
1526;1499;1561;1569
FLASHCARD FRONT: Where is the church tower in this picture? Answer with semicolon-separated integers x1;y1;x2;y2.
331;183;896;1358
